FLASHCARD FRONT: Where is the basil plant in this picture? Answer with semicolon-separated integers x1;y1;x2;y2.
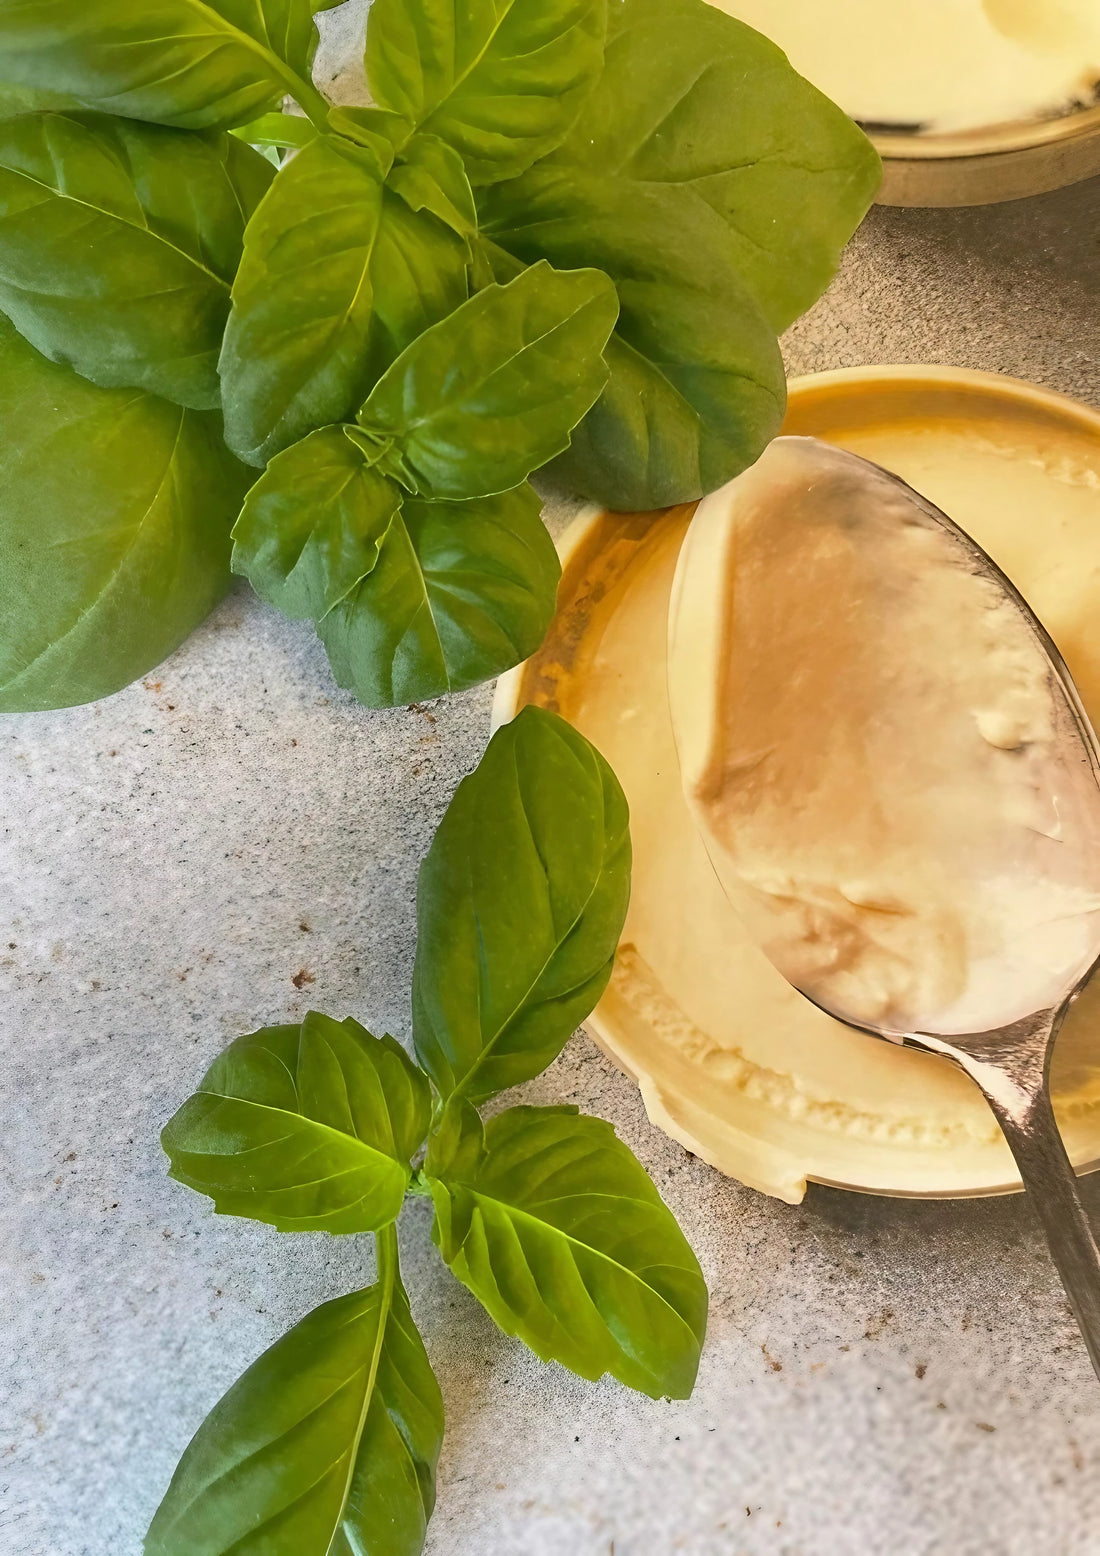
0;0;878;712
148;707;709;1556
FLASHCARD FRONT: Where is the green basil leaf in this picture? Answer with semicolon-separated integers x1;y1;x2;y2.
145;1254;444;1556
473;233;526;284
413;706;630;1102
0;316;250;713
366;0;607;185
249;0;325;81
483;170;785;508
317;482;560;707
231;109;319;150
0;1;321;133
0;82;89;118
522;0;881;332
428;1104;707;1399
356;260;618;500
220;134;469;466
479;0;878;509
232;426;404;620
389;133;477;241
327;104;411;161
0;112;273;410
161;1012;430;1233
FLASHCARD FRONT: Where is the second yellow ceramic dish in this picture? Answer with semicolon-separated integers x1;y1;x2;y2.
873;104;1100;206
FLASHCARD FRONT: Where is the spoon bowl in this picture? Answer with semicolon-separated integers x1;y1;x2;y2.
669;435;1100;1375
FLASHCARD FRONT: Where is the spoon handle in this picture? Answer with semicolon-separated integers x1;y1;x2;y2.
958;1021;1100;1381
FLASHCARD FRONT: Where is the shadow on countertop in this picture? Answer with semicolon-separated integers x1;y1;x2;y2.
785;174;1100;404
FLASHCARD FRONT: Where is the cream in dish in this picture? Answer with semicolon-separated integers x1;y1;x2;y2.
668;437;1100;1036
710;0;1100;132
497;372;1100;1200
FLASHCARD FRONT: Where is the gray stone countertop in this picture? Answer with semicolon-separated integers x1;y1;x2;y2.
2;47;1099;1556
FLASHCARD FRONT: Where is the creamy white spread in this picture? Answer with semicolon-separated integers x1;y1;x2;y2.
669;437;1100;1035
709;0;1100;132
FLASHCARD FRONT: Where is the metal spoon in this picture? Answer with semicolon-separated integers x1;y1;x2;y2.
668;435;1100;1377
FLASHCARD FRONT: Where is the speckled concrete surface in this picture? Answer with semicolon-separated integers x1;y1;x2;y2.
3;13;1100;1553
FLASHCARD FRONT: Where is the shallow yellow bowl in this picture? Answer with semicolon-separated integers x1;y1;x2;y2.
874;103;1100;205
496;366;1100;1203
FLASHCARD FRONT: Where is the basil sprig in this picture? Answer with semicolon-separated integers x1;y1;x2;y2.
315;483;562;706
0;0;877;712
0;112;273;409
230;262;617;702
427;1102;707;1399
218;131;471;467
413;699;630;1101
146;1227;444;1556
162;1017;432;1233
479;0;883;506
0;0;335;131
0;316;252;712
365;0;608;185
152;707;707;1555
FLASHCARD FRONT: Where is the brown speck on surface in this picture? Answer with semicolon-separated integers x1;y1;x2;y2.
108;749;117;757
291;969;315;989
408;702;437;724
299;921;311;933
1070;1440;1084;1471
290;738;297;746
915;1363;927;1379
961;1309;973;1331
761;1343;782;1372
494;1483;505;1491
976;1422;996;1433
864;1308;894;1340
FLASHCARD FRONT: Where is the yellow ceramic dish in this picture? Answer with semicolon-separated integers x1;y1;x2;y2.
873;105;1100;206
495;367;1100;1203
